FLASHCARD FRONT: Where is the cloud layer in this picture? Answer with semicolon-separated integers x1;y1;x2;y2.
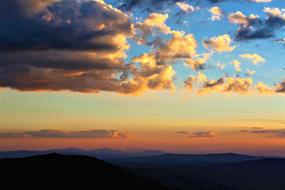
0;129;130;139
0;0;283;95
240;127;285;138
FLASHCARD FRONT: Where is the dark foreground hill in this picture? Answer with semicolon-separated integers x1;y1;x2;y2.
0;154;173;190
123;158;285;190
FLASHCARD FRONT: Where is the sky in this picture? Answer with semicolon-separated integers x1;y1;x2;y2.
0;0;284;156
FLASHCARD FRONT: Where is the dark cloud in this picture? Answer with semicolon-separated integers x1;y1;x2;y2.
240;128;285;138
204;78;224;88
189;130;215;138
0;0;147;94
0;65;142;93
0;129;130;139
119;0;182;12
119;0;226;12
0;0;131;51
0;52;130;71
229;9;285;41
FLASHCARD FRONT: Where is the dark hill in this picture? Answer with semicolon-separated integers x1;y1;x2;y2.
0;153;173;190
124;158;285;190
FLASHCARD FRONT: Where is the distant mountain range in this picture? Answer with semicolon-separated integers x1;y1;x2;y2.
0;148;164;159
111;152;264;166
1;148;272;166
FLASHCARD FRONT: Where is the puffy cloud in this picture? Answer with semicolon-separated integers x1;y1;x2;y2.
157;32;197;60
189;131;215;138
231;60;242;72
186;53;211;70
240;53;266;64
184;76;195;90
255;82;274;94
245;69;256;76
175;2;200;22
240;127;285;138
263;7;285;19
0;129;130;139
198;76;253;94
132;53;176;91
176;2;196;13
228;9;285;40
137;13;172;37
224;77;253;93
203;34;236;52
209;6;224;21
186;72;284;95
228;11;258;25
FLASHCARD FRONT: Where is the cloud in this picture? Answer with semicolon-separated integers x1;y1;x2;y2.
209;6;224;21
0;129;131;139
185;72;284;95
203;34;235;52
132;53;176;91
0;0;147;94
189;130;215;138
275;79;285;93
184;76;195;90
136;13;172;41
240;53;266;64
231;60;242;72
275;38;285;44
119;0;223;12
186;53;211;70
175;2;200;21
197;76;253;94
119;0;182;12
255;82;274;94
251;0;272;2
240;127;285;138
245;69;256;76
0;0;132;52
228;8;285;40
175;131;189;134
176;2;196;13
157;32;197;61
175;130;215;138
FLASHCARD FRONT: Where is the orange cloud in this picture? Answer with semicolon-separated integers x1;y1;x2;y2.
203;34;235;52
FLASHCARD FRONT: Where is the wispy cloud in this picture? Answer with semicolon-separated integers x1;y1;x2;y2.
189;130;215;138
240;127;285;138
175;130;215;138
0;129;131;139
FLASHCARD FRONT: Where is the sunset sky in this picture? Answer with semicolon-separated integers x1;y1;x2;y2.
0;0;284;156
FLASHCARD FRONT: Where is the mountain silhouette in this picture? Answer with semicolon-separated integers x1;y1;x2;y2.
0;148;164;159
0;153;173;190
111;152;263;166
